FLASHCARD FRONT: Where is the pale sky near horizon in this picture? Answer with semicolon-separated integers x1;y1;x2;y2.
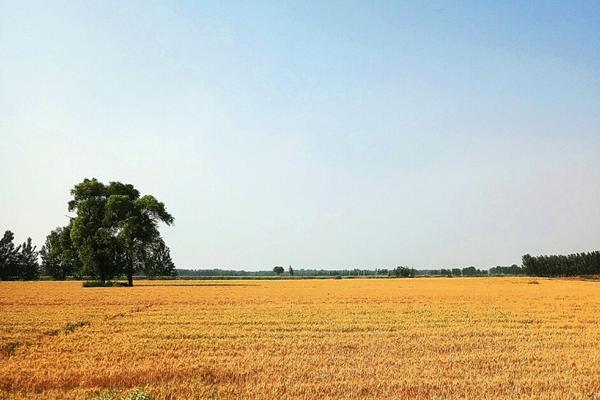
1;1;599;270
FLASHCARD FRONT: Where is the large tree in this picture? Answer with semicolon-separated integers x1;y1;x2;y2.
0;230;21;280
104;182;174;286
68;178;174;286
69;179;122;283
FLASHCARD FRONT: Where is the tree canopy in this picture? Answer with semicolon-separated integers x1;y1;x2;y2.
0;230;39;280
40;178;176;285
523;252;600;277
0;230;21;280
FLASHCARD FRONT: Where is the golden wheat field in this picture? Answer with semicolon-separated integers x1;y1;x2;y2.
1;278;600;400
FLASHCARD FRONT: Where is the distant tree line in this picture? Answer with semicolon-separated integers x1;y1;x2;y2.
0;179;176;285
419;267;489;276
489;264;526;275
175;268;395;277
391;266;417;277
175;266;522;278
523;252;600;277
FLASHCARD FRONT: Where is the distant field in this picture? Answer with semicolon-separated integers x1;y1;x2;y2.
1;278;600;399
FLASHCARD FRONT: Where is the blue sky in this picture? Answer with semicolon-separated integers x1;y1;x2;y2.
1;1;599;269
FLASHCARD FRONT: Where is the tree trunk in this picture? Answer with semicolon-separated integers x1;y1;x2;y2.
126;251;134;287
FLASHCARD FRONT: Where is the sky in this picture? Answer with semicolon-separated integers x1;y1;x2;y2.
1;1;599;270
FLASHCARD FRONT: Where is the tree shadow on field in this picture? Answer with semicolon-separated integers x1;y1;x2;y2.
138;283;259;287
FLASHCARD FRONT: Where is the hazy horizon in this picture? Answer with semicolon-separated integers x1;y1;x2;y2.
1;1;599;270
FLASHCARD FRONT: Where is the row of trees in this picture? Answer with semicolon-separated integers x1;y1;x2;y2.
523;252;600;277
489;264;526;275
177;268;409;277
0;179;177;285
391;266;417;277
418;267;490;276
0;231;39;280
176;266;529;277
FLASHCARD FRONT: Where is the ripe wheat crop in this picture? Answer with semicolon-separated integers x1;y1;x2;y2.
1;278;600;399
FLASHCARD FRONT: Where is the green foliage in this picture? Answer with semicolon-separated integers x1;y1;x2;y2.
391;266;416;278
0;230;21;280
523;252;600;277
273;266;285;275
125;388;152;400
82;280;114;287
69;178;122;282
90;388;151;400
143;237;176;277
41;225;80;279
100;180;174;286
489;264;526;275
0;231;39;280
18;237;39;280
461;266;488;276
65;178;174;285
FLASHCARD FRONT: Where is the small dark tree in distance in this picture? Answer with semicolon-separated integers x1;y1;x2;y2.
393;266;415;278
273;266;284;276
